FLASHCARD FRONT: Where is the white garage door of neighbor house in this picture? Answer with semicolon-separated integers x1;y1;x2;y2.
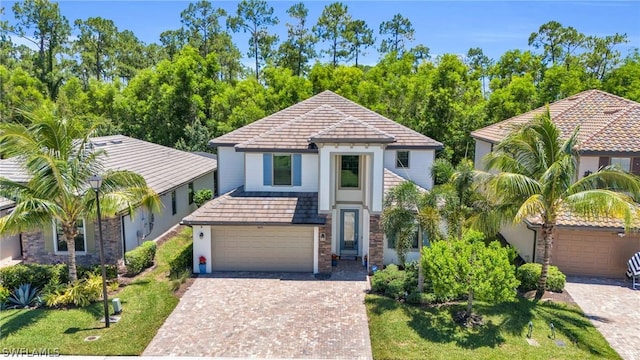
211;226;314;272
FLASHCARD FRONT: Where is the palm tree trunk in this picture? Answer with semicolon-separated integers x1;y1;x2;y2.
64;223;79;282
535;223;555;299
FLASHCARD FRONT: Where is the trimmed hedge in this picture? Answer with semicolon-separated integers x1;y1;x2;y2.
0;263;67;290
517;263;566;292
124;241;157;276
168;243;193;278
371;264;417;299
0;263;118;291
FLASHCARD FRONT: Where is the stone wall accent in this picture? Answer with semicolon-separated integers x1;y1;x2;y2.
369;214;383;270
318;214;332;274
22;216;122;266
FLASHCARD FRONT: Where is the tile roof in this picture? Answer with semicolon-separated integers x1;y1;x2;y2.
526;208;640;230
0;135;217;196
309;116;396;143
185;169;423;225
181;187;325;225
471;89;640;153
0;197;13;211
212;90;442;151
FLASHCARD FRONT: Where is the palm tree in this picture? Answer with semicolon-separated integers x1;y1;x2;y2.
478;108;640;298
381;181;442;292
0;109;160;282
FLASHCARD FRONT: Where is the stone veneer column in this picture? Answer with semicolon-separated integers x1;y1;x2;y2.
369;214;384;270
318;214;332;274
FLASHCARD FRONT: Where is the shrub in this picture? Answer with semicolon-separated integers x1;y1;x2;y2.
431;158;454;185
7;284;40;308
0;284;11;304
406;291;437;305
0;264;68;290
517;263;566;292
78;264;118;280
371;264;413;299
194;189;213;207
124;241;157;276
168;242;193;278
40;282;68;308
169;268;191;292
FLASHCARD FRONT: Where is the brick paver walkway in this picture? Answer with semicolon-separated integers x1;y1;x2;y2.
144;262;372;359
565;277;640;360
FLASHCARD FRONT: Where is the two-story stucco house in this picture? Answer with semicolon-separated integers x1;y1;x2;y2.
471;89;640;278
183;91;442;274
0;135;217;267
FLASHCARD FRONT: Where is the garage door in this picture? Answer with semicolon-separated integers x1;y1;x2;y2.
211;226;314;272
552;229;640;278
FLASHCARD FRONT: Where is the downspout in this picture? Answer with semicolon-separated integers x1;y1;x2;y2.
531;228;538;263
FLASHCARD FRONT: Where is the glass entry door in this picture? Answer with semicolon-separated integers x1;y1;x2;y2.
340;209;359;255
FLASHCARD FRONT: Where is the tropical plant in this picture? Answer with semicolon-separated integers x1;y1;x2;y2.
478;107;640;298
193;189;213;207
0;107;160;282
7;283;40;308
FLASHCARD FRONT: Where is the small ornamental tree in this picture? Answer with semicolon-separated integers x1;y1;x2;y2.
422;230;519;320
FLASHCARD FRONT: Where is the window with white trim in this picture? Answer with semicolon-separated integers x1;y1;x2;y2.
53;219;87;254
396;151;410;168
611;157;631;172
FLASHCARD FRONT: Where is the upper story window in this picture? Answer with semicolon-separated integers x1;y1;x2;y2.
53;219;86;254
340;155;360;189
273;155;292;186
396;151;410;168
263;153;301;187
188;182;194;205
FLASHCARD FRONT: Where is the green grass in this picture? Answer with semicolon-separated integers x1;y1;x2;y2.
366;294;620;360
0;228;193;355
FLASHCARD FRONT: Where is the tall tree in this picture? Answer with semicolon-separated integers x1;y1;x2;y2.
466;47;492;97
180;0;226;57
277;2;317;76
343;19;374;67
528;21;564;65
583;33;628;81
228;0;279;80
313;2;351;67
159;29;187;61
11;0;70;99
74;17;119;82
114;30;146;83
603;50;640;102
479;109;640;298
0;109;160;282
379;14;414;55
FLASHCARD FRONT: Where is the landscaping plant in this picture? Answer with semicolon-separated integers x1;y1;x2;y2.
125;240;157;276
517;263;566;292
7;284;40;309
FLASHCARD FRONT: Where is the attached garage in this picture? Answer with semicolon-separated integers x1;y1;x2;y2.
211;226;314;272
551;228;640;278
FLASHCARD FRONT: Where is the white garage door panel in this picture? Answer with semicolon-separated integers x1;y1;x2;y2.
212;226;313;272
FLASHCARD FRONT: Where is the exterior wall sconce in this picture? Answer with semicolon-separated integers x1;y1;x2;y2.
320;233;325;241
618;232;626;238
584;170;593;177
199;232;204;239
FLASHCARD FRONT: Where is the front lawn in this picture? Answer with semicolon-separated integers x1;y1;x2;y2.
0;228;192;355
366;294;620;360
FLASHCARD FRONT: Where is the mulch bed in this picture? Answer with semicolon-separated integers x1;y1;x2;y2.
521;289;577;306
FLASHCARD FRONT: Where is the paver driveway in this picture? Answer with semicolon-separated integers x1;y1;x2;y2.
565;277;640;360
144;267;372;359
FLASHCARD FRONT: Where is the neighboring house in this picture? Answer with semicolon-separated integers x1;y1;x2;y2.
0;197;21;265
0;135;217;266
183;91;442;274
471;89;640;278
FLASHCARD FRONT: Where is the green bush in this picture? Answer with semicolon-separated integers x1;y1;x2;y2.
124;241;157;276
168;242;193;278
0;284;11;304
194;189;213;207
431;158;454;185
78;264;118;280
406;291;437;305
517;263;566;292
0;263;68;290
371;264;416;300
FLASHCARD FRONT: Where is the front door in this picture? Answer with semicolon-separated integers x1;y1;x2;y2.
340;209;359;256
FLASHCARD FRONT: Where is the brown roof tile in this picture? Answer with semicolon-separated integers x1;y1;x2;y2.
212;91;442;150
527;208;640;230
309;116;396;143
471;89;640;153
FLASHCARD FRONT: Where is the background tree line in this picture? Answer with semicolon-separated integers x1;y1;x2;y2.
1;0;639;163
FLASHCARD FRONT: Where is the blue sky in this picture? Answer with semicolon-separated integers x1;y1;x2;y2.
4;1;640;65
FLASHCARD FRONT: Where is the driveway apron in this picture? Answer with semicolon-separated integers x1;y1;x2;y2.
144;269;372;359
565;277;640;360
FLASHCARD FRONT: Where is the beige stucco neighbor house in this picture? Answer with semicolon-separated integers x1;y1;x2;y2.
183;91;443;274
471;89;640;278
0;135;217;267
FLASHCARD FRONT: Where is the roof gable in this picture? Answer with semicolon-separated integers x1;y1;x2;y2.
471;89;640;153
212;90;442;151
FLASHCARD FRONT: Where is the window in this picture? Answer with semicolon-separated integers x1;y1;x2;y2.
340;155;360;188
273;155;292;185
188;182;194;205
611;157;631;172
396;151;410;168
53;220;86;253
387;231;420;249
171;190;177;215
